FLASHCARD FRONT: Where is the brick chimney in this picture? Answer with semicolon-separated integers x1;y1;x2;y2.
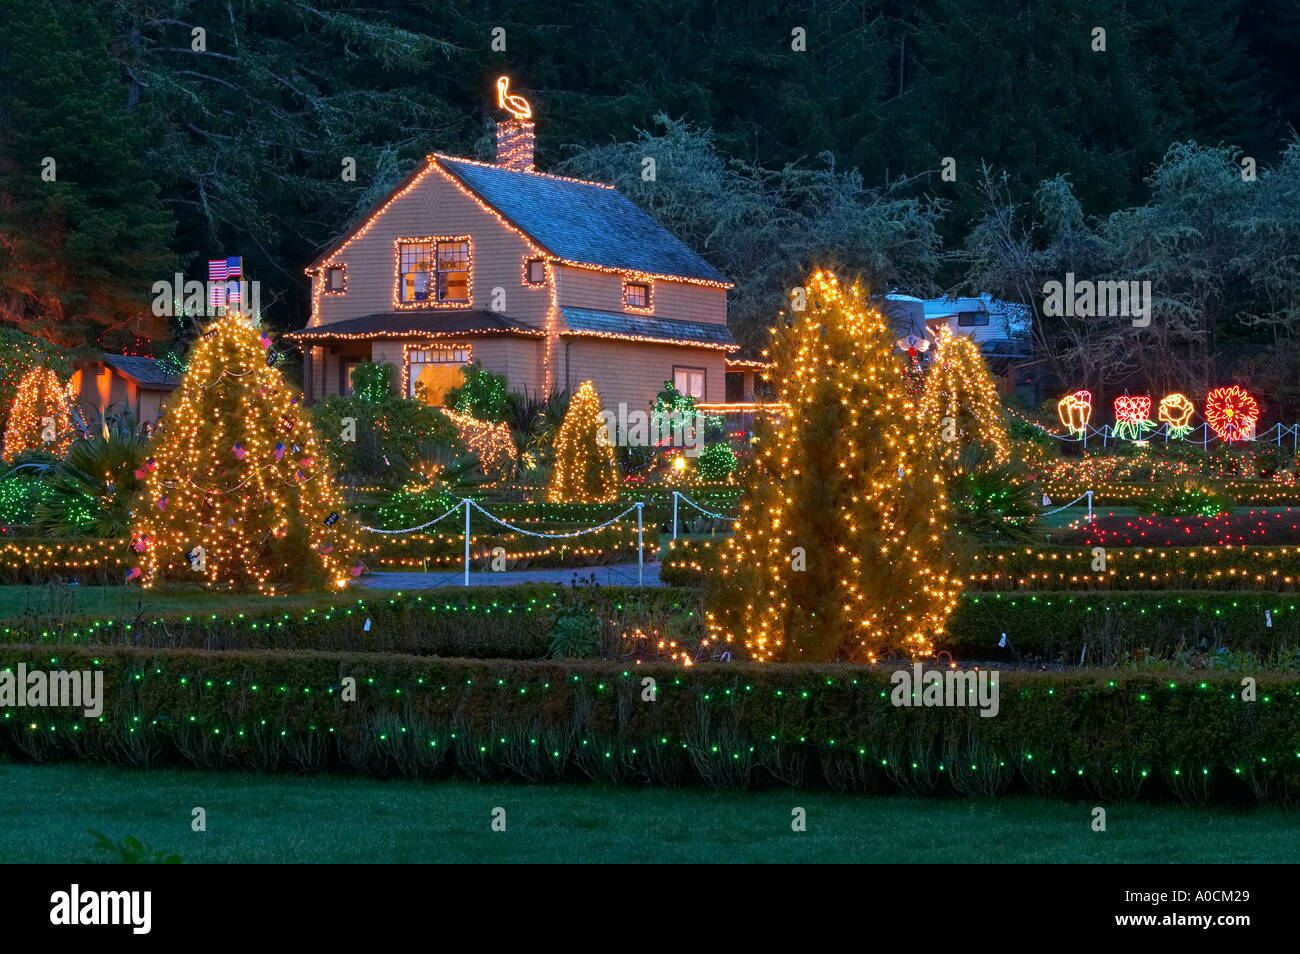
496;118;535;172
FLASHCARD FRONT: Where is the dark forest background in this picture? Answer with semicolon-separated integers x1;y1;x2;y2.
1;0;1298;411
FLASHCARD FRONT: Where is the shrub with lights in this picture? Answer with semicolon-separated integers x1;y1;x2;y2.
546;380;619;503
705;272;960;663
309;363;464;484
2;365;78;461
131;312;360;592
917;327;1011;472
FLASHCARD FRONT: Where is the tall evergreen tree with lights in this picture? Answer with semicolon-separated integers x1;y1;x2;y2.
131;312;359;593
916;327;1011;474
705;272;959;662
546;380;618;503
2;365;77;461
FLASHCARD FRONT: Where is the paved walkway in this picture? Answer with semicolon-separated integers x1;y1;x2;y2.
360;562;663;589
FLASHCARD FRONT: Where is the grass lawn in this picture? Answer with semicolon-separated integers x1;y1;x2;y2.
3;761;1296;863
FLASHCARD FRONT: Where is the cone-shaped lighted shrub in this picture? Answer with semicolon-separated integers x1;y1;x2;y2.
131;313;360;592
705;272;959;662
546;380;618;503
916;327;1010;473
3;366;77;461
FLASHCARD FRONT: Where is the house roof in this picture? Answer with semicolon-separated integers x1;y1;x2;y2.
436;157;730;286
285;311;545;342
307;154;732;287
560;306;737;351
102;354;179;390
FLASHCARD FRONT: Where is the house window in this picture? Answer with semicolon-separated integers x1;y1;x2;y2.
325;265;346;294
524;258;546;285
674;366;705;400
957;310;990;327
405;344;471;405
624;281;652;311
340;359;365;397
398;238;471;305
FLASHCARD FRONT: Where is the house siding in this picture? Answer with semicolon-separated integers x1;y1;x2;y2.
561;340;725;411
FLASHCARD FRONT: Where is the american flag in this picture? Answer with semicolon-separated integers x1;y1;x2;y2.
208;256;243;309
208;256;243;281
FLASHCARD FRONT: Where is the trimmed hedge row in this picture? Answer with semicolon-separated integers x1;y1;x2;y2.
6;585;1298;663
4;585;703;660
662;538;1300;592
0;523;654;585
3;647;1296;804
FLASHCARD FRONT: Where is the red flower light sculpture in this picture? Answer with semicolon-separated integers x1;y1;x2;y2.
1204;386;1259;442
1112;395;1153;439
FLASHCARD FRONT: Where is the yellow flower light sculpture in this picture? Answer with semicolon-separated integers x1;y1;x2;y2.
1056;390;1092;436
1157;393;1195;439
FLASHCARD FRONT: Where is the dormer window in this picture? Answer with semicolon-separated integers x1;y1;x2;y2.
624;280;651;312
397;237;471;306
524;258;546;285
324;265;346;294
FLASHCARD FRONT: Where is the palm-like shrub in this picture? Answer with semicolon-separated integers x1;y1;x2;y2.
947;445;1038;542
32;407;147;536
1137;478;1233;517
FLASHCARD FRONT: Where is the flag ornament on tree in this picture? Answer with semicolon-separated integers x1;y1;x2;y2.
131;312;359;593
2;366;78;461
546;380;619;503
704;272;959;662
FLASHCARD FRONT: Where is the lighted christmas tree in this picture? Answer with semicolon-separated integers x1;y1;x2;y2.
916;327;1010;473
546;380;618;503
704;272;959;662
131;312;360;592
2;365;77;461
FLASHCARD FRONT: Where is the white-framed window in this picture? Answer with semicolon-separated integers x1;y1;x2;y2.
624;280;651;311
398;238;470;305
674;366;705;399
325;265;346;294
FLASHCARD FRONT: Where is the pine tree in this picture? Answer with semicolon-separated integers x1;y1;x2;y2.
916;327;1010;474
705;272;959;662
2;365;77;461
131;312;358;593
546;381;618;503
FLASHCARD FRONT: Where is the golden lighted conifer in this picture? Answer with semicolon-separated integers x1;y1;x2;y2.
131;313;359;592
704;272;959;662
3;366;77;461
916;326;1010;472
546;380;618;503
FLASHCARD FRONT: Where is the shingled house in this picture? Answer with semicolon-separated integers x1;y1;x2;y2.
290;104;736;412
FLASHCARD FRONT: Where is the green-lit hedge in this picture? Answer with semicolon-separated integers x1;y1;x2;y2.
7;585;1297;664
3;647;1296;804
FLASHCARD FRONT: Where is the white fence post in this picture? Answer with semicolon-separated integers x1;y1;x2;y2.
671;491;679;541
636;502;645;588
463;498;470;587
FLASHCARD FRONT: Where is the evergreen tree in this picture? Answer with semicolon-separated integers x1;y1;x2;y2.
0;0;174;344
546;381;618;503
917;327;1011;474
705;272;960;663
2;366;78;461
131;312;358;592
